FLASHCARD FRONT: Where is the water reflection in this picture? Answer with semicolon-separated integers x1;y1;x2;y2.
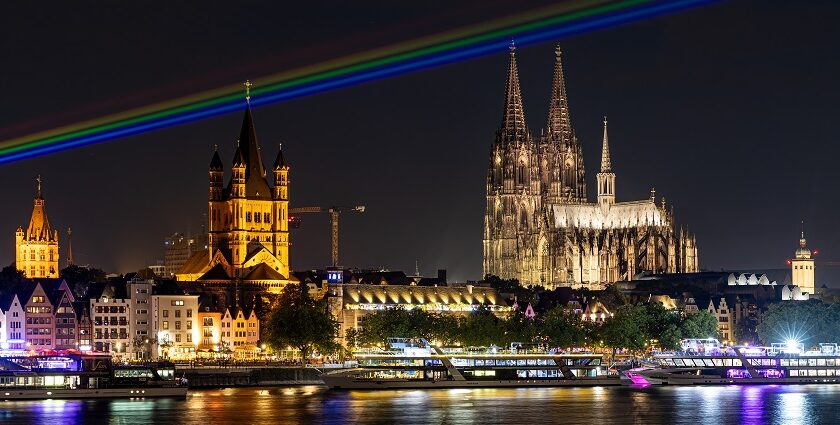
1;385;840;424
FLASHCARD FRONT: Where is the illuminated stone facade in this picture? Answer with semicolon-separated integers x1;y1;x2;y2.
483;46;699;290
327;283;510;346
791;228;815;295
16;178;59;278
176;98;290;294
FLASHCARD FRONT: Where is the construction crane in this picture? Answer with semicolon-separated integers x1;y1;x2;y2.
289;205;365;267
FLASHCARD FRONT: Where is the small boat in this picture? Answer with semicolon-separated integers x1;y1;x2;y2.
0;354;188;400
624;338;840;386
322;338;620;390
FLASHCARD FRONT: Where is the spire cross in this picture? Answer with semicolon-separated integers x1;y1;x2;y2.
213;144;219;152
36;175;42;197
509;39;515;51
244;80;253;103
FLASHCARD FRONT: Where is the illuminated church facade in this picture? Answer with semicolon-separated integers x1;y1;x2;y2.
176;87;290;294
483;45;699;290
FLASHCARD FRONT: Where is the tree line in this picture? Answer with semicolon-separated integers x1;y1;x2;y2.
350;302;719;353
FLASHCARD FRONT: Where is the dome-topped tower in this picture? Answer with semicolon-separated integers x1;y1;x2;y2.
791;221;815;295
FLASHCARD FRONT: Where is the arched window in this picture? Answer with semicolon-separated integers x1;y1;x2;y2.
517;161;527;185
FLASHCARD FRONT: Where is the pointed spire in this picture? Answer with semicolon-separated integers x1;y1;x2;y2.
600;116;611;172
499;40;528;143
26;176;55;242
273;143;286;170
209;144;223;170
67;227;74;267
232;139;245;167
547;45;573;145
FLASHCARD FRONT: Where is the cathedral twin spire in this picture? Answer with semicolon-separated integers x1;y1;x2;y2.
493;43;595;204
499;42;528;144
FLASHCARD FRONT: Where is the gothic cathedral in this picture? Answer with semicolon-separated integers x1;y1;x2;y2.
483;45;698;289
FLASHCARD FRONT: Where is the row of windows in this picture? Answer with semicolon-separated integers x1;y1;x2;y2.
245;212;272;224
161;320;193;330
95;306;127;314
26;306;52;314
29;338;52;345
794;265;814;270
23;250;55;261
174;334;192;343
162;309;193;318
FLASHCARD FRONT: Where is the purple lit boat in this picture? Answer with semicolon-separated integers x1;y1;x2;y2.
625;339;840;386
0;354;187;400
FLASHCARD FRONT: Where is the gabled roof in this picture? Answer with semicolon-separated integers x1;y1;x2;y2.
178;250;210;275
244;263;286;281
198;263;232;281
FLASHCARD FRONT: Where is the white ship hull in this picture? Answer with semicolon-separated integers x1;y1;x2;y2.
0;386;188;400
322;374;619;390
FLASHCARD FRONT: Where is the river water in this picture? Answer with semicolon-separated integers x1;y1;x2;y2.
0;385;837;424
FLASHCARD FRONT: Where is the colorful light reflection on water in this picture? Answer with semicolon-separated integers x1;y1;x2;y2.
1;385;839;424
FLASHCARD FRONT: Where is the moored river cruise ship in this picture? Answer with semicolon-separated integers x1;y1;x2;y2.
625;338;840;386
321;338;619;389
0;354;188;400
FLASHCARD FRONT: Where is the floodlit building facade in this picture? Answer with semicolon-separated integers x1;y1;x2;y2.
176;92;290;295
791;228;815;296
483;45;698;290
16;178;60;278
151;293;200;359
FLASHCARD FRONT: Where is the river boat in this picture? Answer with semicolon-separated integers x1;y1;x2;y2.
0;354;188;400
625;338;840;386
322;338;619;389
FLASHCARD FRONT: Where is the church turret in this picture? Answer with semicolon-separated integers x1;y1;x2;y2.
230;141;246;198
597;117;615;206
209;145;224;200
273;144;289;201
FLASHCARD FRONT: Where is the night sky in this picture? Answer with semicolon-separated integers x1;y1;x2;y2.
1;1;838;283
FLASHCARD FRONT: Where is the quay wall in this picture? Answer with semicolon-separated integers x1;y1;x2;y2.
179;366;326;388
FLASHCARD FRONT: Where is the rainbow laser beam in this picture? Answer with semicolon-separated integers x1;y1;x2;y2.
0;0;714;164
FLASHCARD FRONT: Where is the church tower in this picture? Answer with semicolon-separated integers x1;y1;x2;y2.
596;117;615;206
198;81;290;288
791;223;815;295
16;176;59;278
542;46;585;204
484;42;541;280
